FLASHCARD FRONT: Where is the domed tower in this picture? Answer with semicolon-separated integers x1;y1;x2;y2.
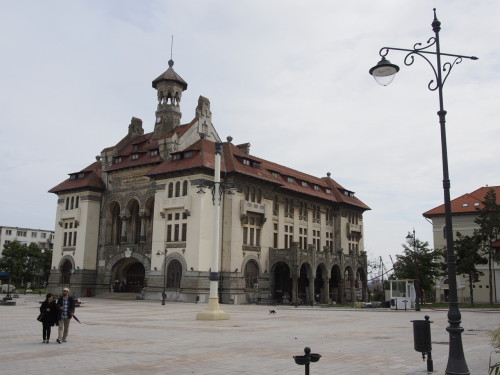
152;59;188;138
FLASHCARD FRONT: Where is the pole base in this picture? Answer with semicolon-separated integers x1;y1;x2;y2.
196;297;230;320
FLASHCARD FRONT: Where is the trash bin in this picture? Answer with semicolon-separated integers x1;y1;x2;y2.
412;315;432;353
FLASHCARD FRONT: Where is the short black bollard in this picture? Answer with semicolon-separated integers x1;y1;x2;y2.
293;347;321;375
411;315;433;372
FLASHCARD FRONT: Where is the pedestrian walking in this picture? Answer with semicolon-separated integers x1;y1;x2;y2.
39;293;58;343
56;287;75;343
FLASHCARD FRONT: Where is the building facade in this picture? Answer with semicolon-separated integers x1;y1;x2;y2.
423;186;500;304
0;226;54;255
47;59;370;305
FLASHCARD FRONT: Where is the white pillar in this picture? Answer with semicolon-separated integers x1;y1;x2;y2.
197;142;229;320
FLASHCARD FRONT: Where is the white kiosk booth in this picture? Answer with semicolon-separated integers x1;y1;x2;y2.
386;279;416;310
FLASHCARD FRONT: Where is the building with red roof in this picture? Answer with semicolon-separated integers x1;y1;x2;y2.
423;185;500;304
47;59;370;305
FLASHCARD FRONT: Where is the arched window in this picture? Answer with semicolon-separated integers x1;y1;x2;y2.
256;189;262;203
175;181;181;197
182;180;188;196
166;260;182;288
245;260;259;288
168;183;174;198
75;196;79;208
70;196;74;209
250;187;256;202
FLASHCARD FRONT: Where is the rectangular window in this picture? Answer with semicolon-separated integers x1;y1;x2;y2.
31;232;37;238
174;224;179;242
273;232;278;248
131;154;139;160
63;232;67;247
243;227;248;244
6;229;12;235
182;223;187;242
73;232;77;246
250;228;254;245
167;225;172;242
41;233;46;239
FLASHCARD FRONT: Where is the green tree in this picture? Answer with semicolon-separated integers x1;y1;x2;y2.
391;238;441;303
0;241;51;289
474;188;500;305
453;232;488;306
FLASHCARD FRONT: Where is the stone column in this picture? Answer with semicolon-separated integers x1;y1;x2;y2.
292;276;298;306
323;276;330;304
308;277;315;305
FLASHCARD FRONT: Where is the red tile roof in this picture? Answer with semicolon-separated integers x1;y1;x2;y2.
423;186;500;217
148;139;370;210
49;161;105;194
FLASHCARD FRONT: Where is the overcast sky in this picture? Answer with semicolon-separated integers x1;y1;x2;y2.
1;1;498;271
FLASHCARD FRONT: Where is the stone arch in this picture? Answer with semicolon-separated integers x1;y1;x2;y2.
242;258;261;289
298;262;313;304
271;261;292;303
124;198;141;244
314;262;329;304
59;256;74;284
344;265;355;302
330;264;342;303
105;200;122;245
104;251;151;291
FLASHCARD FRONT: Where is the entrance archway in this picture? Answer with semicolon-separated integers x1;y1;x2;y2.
111;258;145;293
272;262;292;303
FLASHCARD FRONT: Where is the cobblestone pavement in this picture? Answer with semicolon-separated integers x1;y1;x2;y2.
0;296;497;375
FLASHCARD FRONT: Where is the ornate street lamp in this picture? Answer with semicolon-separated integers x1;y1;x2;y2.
156;249;167;305
406;229;420;312
369;9;478;375
196;141;236;320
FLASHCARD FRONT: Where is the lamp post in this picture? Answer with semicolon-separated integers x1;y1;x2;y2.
156;249;167;305
406;229;420;312
369;9;478;375
196;141;236;320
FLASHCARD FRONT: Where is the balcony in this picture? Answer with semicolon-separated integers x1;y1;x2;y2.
162;195;191;211
347;223;362;233
60;208;81;221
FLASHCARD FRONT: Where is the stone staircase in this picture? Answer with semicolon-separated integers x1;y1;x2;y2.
94;292;140;300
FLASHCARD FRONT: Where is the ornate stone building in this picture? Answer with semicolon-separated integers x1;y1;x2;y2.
48;59;370;305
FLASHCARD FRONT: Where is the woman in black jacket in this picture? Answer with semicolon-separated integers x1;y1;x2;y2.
39;293;58;343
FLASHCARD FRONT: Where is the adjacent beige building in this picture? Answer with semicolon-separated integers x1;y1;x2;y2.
423;186;500;304
0;226;54;255
47;59;370;305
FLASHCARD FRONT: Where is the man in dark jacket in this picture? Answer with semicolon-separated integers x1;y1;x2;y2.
56;287;75;343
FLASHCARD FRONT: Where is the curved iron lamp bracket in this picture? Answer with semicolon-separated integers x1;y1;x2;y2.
378;41;476;92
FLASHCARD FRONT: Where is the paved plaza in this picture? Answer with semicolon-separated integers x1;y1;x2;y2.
0;295;497;375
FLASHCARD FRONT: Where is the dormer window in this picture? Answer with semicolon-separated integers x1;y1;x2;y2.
69;174;76;180
114;157;122;164
314;185;320;191
462;203;468;207
326;188;332;194
243;159;251;166
78;173;85;179
301;181;308;187
287;177;295;183
172;154;181;161
184;151;193;159
474;202;480;207
271;171;279;178
252;161;261;168
150;150;158;156
132;145;138;151
131;154;139;160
